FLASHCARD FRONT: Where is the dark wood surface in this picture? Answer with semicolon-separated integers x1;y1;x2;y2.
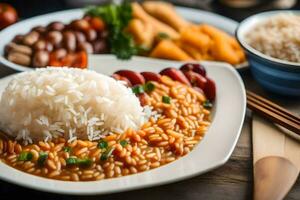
0;1;300;199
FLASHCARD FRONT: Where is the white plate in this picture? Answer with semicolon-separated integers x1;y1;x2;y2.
0;55;246;195
0;7;247;72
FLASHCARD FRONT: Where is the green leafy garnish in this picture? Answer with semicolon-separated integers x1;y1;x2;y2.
143;82;155;92
37;152;48;166
66;157;92;166
100;147;114;161
66;157;78;165
157;32;170;39
63;146;72;153
119;140;128;147
18;151;33;161
77;158;92;166
86;2;139;59
132;85;144;94
97;139;108;149
203;100;213;109
162;96;171;104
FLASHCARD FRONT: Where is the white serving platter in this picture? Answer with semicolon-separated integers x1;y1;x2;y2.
0;7;247;72
0;55;246;195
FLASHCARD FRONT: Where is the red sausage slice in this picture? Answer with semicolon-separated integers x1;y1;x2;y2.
141;72;161;82
183;71;207;90
204;77;216;101
114;70;145;86
159;68;191;86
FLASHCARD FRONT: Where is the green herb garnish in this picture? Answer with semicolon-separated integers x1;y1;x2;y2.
86;2;139;59
97;139;108;149
18;151;33;161
63;146;72;153
132;85;144;94
37;152;48;166
203;100;213;109
66;157;92;166
66;157;78;165
100;147;114;161
157;32;170;39
162;96;171;104
119;140;128;147
143;82;155;92
77;158;92;166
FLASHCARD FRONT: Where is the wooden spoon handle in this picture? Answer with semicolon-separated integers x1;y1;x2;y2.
254;156;299;200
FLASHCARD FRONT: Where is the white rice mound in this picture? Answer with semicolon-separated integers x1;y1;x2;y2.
246;13;300;63
0;67;148;144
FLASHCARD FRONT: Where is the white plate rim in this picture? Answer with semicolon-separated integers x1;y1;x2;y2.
0;7;247;72
0;56;246;195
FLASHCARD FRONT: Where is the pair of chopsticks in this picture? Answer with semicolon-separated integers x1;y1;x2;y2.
247;90;300;140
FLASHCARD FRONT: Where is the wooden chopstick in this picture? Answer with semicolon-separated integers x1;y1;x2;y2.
246;91;300;136
247;91;300;126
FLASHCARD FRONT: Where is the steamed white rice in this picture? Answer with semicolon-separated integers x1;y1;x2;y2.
246;13;300;63
0;67;148;144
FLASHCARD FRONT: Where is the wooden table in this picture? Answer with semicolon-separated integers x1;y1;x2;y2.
0;65;299;200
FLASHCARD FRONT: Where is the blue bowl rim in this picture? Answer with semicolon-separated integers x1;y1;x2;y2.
235;10;300;69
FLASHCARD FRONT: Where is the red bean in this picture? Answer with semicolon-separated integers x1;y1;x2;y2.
114;70;145;86
78;42;93;54
204;77;216;101
71;19;90;31
180;63;206;77
74;31;86;44
183;71;207;90
141;72;161;82
63;31;76;52
85;29;97;41
93;39;108;53
47;22;65;31
159;68;191;86
111;74;132;87
46;31;63;47
51;48;67;60
31;26;46;34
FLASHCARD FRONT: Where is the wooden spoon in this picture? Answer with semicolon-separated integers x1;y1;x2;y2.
254;156;298;200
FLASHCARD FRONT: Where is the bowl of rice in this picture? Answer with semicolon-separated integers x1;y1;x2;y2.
236;10;300;96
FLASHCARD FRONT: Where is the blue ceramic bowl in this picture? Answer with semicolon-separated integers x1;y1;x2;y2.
236;10;300;97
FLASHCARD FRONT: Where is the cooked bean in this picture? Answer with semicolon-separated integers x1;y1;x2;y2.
7;52;31;66
47;22;65;31
34;40;53;52
85;29;97;42
63;31;76;52
51;48;67;60
23;31;40;46
93;39;108;54
78;42;93;54
32;26;47;34
6;43;32;55
74;31;86;44
46;31;63;47
32;51;49;67
45;42;54;52
33;40;47;51
71;19;90;31
12;34;24;44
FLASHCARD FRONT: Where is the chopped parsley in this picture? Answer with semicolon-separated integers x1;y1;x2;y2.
18;151;33;161
203;100;213;109
97;139;108;149
162;96;171;104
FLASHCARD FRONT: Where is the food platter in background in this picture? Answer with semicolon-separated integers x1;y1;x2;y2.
0;6;248;72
